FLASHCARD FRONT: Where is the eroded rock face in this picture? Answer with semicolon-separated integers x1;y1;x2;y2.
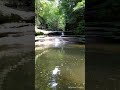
0;0;35;44
0;1;35;46
0;1;34;23
86;0;120;21
85;0;120;43
0;0;34;11
0;1;35;90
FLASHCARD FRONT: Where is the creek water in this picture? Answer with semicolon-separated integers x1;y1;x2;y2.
35;38;85;90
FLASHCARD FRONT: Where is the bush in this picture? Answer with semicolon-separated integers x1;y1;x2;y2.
35;32;44;36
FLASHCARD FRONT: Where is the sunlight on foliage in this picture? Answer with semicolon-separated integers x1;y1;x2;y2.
35;0;65;30
35;0;85;33
73;0;85;11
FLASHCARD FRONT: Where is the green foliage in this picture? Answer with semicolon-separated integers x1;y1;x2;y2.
76;20;85;34
73;0;85;11
35;32;44;36
35;0;65;30
35;0;85;33
73;0;85;34
59;0;85;33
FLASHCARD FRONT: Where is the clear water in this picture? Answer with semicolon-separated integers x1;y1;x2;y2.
35;44;85;90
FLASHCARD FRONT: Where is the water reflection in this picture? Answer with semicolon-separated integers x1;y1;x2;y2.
35;41;85;90
48;66;61;90
52;66;61;75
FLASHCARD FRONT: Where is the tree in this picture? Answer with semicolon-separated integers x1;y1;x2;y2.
35;0;85;33
35;0;65;30
59;0;85;33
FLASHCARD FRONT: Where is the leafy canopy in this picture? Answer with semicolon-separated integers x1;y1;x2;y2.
35;0;85;33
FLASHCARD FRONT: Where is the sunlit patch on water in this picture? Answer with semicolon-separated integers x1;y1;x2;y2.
54;38;63;47
52;66;61;75
35;37;66;48
35;36;82;49
48;66;61;90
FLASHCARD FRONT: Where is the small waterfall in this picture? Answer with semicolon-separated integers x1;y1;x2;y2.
61;32;64;36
